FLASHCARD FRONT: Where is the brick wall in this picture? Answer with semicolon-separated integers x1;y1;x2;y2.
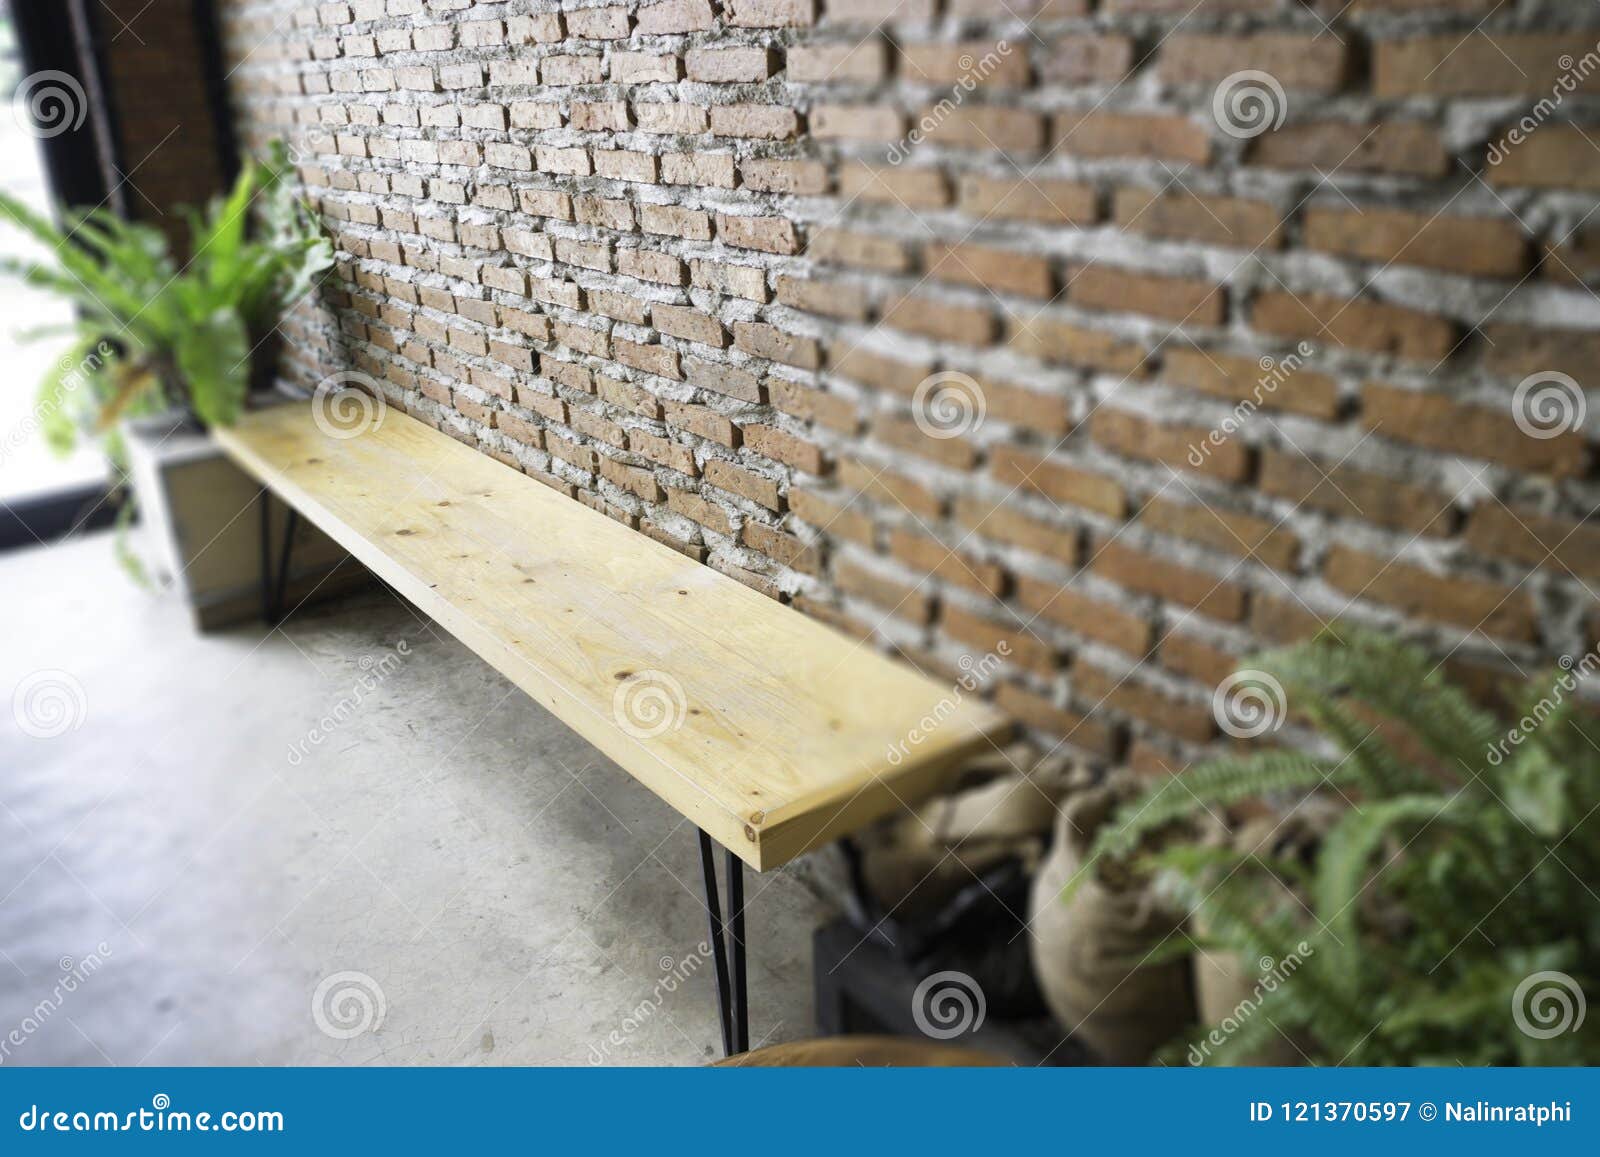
218;0;1600;774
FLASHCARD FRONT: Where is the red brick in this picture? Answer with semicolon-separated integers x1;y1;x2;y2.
919;105;1046;151
1094;541;1248;622
1091;408;1251;482
1071;265;1227;326
1014;574;1152;656
993;683;1119;760
1056;110;1209;163
745;423;826;474
1161;347;1340;420
1142;497;1299;570
1376;34;1600;98
989;445;1125;517
1073;663;1216;745
956;174;1098;224
940;605;1060;676
953;494;1080;566
1465;503;1600;581
1009;317;1149;375
880;294;997;347
925;241;1054;298
1161;33;1348;92
1251;292;1455;361
1322;544;1537;642
1489;128;1600;193
1257;450;1457;536
887;526;1006;596
833;557;933;624
1303;207;1528;277
705;459;782;509
1114;187;1283;250
1249;121;1448;178
1360;383;1590;478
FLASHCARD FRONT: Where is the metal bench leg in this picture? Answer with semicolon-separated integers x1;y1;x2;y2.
258;488;299;626
696;829;749;1057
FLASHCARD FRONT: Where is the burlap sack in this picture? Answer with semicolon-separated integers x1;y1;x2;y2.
859;743;1076;918
1029;784;1196;1064
1191;804;1336;1065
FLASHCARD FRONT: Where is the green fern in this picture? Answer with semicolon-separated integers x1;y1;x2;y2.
0;139;333;455
1079;627;1600;1066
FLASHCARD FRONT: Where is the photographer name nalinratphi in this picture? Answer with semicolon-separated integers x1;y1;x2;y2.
1446;1101;1573;1127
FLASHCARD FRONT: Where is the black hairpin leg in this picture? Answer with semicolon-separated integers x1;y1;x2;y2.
697;829;749;1057
258;488;299;626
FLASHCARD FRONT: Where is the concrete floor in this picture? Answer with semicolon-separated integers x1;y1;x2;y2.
0;532;829;1065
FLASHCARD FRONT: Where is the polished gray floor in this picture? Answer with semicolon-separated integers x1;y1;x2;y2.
0;533;827;1065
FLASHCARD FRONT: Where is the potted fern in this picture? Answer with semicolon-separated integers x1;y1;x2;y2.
1;140;331;450
1071;628;1600;1065
0;141;333;597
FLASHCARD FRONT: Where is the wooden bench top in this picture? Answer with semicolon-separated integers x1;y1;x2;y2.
214;400;1011;869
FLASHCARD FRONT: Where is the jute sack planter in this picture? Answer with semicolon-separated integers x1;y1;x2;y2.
1189;806;1336;1066
1029;784;1195;1064
859;744;1074;919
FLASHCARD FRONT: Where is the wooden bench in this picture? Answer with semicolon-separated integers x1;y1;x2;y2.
213;397;1010;1056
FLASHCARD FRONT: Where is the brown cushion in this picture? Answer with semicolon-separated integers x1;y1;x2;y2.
712;1035;1010;1068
